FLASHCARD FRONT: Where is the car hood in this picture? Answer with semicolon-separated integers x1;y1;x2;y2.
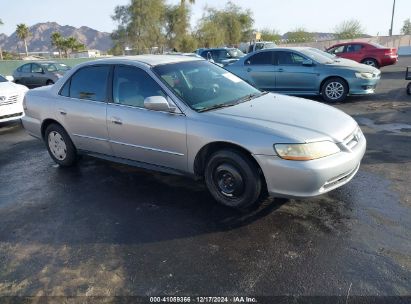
0;82;28;95
324;59;379;73
209;93;357;143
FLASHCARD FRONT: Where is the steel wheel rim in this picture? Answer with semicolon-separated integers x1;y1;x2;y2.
48;131;67;161
325;82;344;100
213;163;244;198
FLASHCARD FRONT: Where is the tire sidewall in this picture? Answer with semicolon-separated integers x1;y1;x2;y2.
205;150;262;209
45;124;77;167
322;77;348;103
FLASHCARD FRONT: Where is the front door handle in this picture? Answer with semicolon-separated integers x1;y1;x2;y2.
247;68;252;72
278;68;284;72
111;117;122;125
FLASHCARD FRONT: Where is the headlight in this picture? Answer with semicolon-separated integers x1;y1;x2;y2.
355;72;374;79
274;141;340;161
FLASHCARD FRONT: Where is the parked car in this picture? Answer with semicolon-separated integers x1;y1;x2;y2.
326;42;398;68
22;55;366;209
198;48;245;66
13;61;71;87
247;41;277;53
225;47;381;102
0;74;28;123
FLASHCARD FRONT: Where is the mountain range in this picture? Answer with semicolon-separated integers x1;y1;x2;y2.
0;22;113;53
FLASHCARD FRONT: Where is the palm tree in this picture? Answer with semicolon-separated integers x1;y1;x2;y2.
16;23;30;57
51;32;63;58
0;19;3;60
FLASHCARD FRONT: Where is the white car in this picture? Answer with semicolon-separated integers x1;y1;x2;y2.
0;74;28;123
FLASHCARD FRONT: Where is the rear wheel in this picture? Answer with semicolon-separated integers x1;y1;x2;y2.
407;83;411;95
45;124;77;167
205;149;262;209
46;79;54;85
321;77;348;103
361;58;379;68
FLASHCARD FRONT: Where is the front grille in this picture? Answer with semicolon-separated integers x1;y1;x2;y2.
0;95;18;106
343;127;362;150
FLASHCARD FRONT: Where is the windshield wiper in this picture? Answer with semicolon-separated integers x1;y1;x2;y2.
198;91;268;113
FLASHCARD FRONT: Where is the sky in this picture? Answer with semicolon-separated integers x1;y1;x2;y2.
0;0;410;36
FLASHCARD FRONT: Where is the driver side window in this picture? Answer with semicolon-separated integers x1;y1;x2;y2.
113;65;166;108
330;45;345;54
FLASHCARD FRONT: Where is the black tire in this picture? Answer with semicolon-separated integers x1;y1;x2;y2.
407;83;411;96
205;149;262;209
44;123;77;167
321;77;348;103
361;58;379;68
46;80;54;85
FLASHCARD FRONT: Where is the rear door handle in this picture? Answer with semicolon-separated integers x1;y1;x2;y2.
278;68;284;72
58;108;67;115
247;68;252;72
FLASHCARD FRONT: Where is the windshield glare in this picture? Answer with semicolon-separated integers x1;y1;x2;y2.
309;48;336;59
299;49;334;64
228;49;245;58
153;61;261;112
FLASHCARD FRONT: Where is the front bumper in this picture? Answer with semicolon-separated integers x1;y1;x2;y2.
0;99;24;123
254;132;366;198
348;77;380;95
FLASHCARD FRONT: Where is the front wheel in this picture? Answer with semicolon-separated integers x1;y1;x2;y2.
45;124;77;167
321;77;348;103
205;149;262;209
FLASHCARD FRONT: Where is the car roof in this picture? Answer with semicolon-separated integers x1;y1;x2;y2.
92;55;203;67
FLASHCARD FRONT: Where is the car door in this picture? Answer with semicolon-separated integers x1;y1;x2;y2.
106;65;187;171
243;51;276;91
16;63;32;86
57;65;112;155
343;44;364;62
31;63;46;86
274;51;318;93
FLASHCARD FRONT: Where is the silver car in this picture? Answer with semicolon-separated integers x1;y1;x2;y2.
22;55;366;209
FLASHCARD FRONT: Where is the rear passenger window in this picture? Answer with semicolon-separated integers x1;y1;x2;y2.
112;65;165;108
64;66;110;102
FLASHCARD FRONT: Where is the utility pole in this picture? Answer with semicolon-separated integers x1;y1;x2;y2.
389;0;396;36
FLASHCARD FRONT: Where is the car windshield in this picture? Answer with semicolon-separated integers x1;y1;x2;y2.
299;49;334;64
0;75;6;82
153;60;262;112
228;49;245;58
308;48;337;60
41;63;70;72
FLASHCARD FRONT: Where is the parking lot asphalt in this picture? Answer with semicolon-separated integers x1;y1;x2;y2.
0;57;410;299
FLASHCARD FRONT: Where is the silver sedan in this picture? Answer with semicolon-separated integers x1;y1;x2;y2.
22;55;366;209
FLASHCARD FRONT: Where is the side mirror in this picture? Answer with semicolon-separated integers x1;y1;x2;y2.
302;59;314;66
144;96;176;113
206;52;212;60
